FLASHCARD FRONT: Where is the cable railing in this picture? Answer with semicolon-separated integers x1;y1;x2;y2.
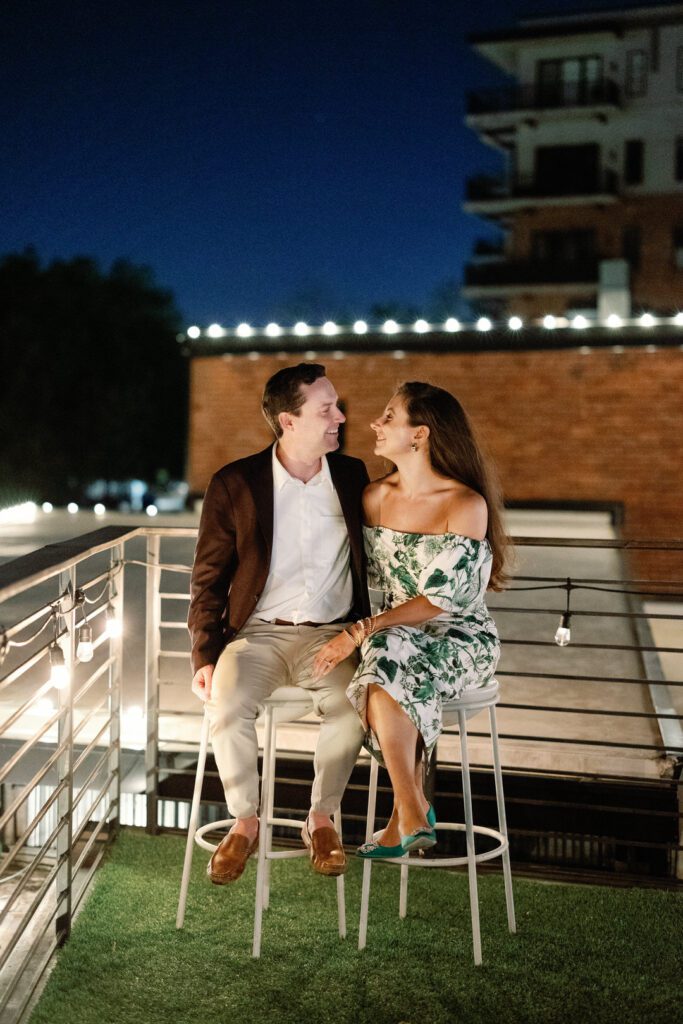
0;525;682;1016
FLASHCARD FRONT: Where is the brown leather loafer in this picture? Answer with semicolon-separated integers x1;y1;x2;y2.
207;828;259;885
301;819;347;877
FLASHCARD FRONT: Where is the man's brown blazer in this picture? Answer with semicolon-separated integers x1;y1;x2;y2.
188;445;371;673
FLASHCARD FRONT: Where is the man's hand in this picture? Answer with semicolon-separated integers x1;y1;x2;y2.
192;664;214;702
312;630;357;680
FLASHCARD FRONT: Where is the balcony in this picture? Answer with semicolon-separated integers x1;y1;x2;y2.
464;170;619;216
0;521;681;1021
463;258;599;296
467;79;621;117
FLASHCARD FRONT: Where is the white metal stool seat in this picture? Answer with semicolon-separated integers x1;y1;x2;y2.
358;680;516;965
176;686;346;957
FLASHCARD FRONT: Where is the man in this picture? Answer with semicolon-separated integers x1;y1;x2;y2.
188;362;369;884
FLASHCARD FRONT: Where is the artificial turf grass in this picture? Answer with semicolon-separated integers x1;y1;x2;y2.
29;827;681;1024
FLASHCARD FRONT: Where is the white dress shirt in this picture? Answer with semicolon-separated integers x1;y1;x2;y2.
251;444;353;624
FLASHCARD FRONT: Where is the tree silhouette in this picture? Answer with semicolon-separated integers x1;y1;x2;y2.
0;248;187;504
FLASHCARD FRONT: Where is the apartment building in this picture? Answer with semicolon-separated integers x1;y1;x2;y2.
462;3;683;319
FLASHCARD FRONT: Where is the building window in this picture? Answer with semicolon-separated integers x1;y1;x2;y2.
677;46;683;92
531;229;596;264
674;228;683;269
625;50;647;97
624;140;644;185
536;56;603;105
622;226;642;269
676;137;683;182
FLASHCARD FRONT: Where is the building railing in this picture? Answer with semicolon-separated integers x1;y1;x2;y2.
467;79;621;116
463;258;600;288
0;526;682;1013
466;169;619;203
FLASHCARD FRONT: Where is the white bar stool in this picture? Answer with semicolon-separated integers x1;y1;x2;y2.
358;680;515;965
176;686;347;957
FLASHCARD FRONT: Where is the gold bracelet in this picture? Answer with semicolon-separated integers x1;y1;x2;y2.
344;628;362;649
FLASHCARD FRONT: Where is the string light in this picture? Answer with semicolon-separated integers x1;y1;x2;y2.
94;503;106;516
76;622;94;662
67;502;78;514
184;312;677;338
105;603;123;638
146;505;158;517
554;579;573;647
49;643;69;689
41;502;53;514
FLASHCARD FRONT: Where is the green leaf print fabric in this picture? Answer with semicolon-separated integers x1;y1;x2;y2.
346;526;500;762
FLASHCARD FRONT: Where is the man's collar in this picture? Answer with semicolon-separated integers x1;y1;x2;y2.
272;443;332;490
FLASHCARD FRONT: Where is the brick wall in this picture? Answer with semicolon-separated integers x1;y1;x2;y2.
508;195;683;318
188;346;683;575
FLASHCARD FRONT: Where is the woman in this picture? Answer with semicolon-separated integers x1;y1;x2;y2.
313;381;510;856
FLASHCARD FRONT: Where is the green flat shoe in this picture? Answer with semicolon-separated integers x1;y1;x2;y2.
356;837;406;859
400;827;437;853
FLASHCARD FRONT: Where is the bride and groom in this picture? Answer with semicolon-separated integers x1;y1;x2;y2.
188;362;506;884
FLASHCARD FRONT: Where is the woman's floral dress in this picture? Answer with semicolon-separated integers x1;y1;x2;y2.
346;526;500;762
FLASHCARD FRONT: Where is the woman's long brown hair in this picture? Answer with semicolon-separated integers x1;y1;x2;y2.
397;381;513;590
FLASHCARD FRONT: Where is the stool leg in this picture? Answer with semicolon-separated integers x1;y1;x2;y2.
399;862;409;919
334;807;346;939
489;704;516;934
358;756;379;950
253;706;273;958
460;709;482;966
262;717;278;911
176;710;210;929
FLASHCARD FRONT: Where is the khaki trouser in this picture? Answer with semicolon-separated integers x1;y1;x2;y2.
206;621;363;819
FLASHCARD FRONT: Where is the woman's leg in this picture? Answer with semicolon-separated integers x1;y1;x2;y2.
366;684;431;844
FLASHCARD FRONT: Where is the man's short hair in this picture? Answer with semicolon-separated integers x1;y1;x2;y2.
262;363;327;438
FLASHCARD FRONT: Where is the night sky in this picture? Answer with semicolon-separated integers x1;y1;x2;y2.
1;0;654;326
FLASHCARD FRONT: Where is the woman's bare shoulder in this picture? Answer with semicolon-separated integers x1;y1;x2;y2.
362;473;396;525
445;486;488;540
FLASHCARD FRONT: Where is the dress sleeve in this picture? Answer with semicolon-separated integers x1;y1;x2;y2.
417;542;477;613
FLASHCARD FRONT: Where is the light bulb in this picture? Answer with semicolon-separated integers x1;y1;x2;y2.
105;604;123;638
49;644;69;689
673;312;683;326
187;326;200;339
476;317;492;332
639;313;655;327
382;319;399;334
353;320;368;334
67;502;79;514
543;315;557;330
571;315;588;329
606;314;622;329
94;503;106;515
236;323;253;337
444;318;461;332
554;613;571;647
413;319;430;333
508;316;523;330
146;504;158;517
265;322;281;336
207;323;224;338
42;501;54;513
76;623;94;662
322;321;338;335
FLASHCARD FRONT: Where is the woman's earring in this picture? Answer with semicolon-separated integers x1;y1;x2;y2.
411;442;418;452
